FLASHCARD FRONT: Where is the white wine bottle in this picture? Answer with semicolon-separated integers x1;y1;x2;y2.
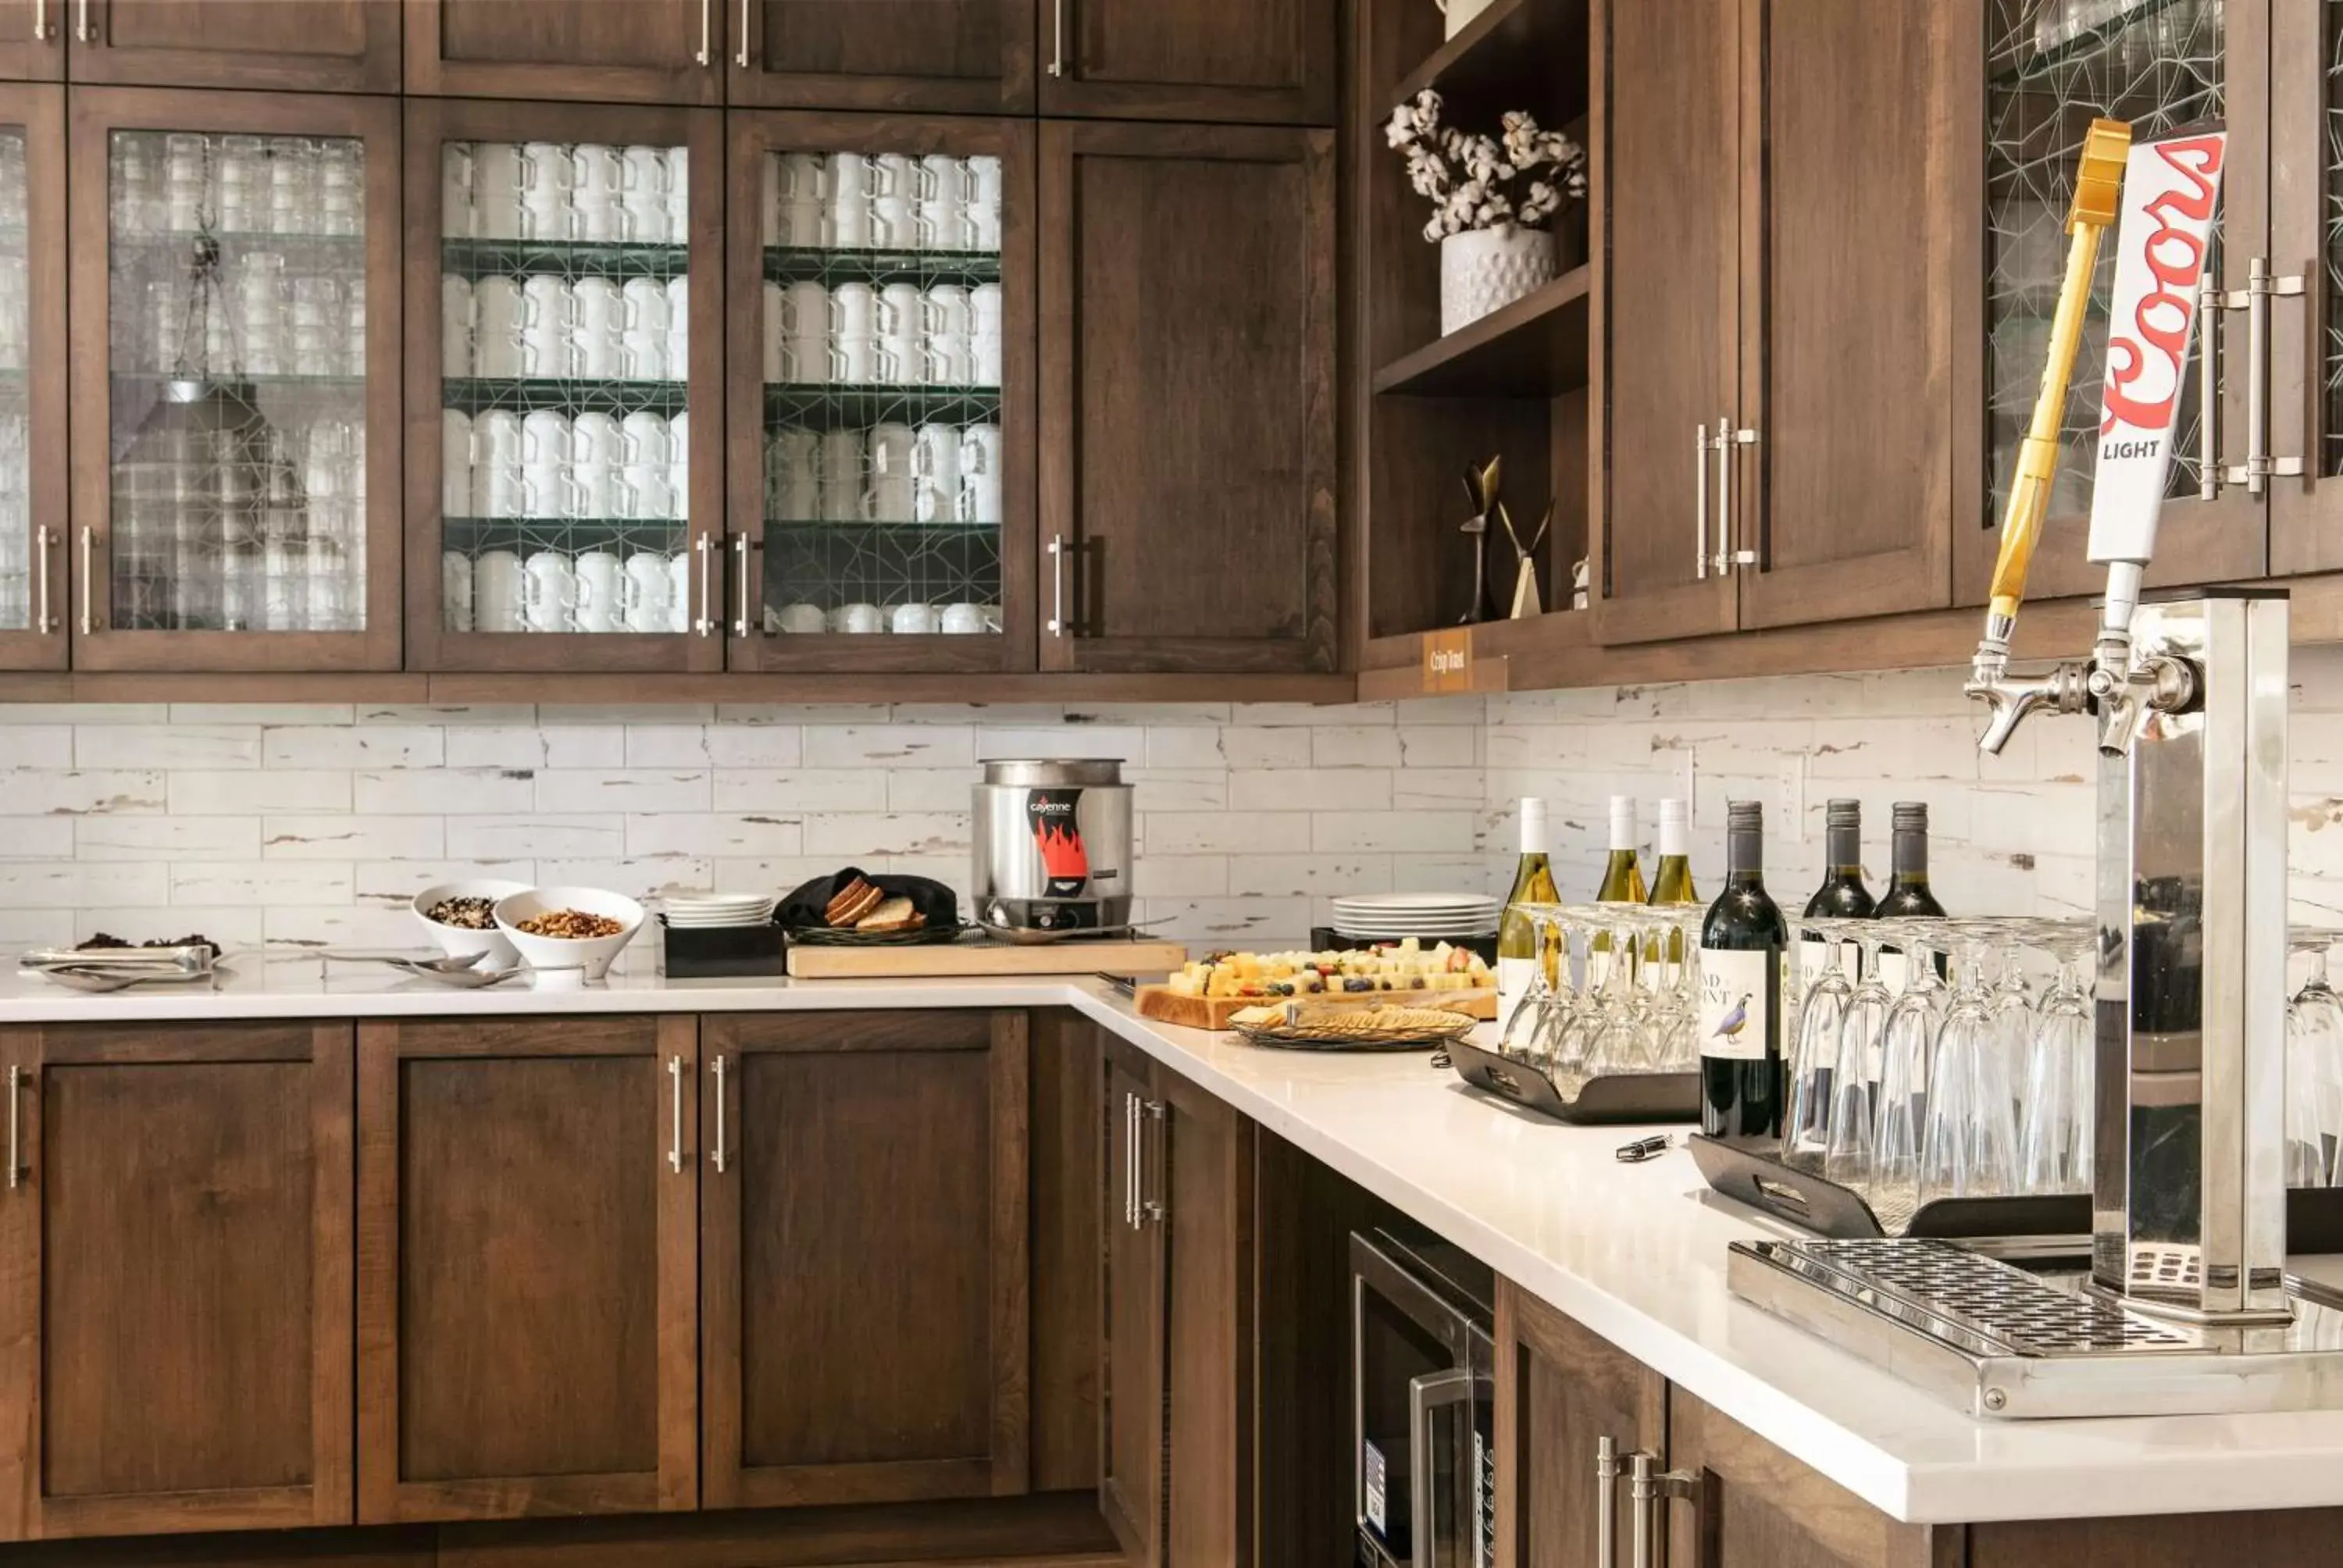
1645;798;1699;968
1496;797;1560;1042
1590;795;1646;987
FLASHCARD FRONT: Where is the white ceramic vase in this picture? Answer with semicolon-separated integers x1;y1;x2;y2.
1435;0;1498;37
1439;224;1556;335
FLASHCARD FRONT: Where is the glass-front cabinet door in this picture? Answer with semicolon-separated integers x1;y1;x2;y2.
0;85;62;672
67;87;401;672
1960;0;2269;607
404;99;722;673
2271;0;2343;572
723;112;1032;673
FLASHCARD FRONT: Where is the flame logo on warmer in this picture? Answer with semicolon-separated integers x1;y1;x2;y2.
1025;789;1089;896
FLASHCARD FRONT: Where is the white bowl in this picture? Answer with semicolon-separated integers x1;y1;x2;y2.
412;878;532;968
492;886;647;982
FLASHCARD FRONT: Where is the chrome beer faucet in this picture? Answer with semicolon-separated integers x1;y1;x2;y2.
1964;118;2290;1325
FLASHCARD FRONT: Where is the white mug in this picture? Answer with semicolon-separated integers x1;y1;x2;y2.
871;153;918;248
440;274;475;378
475;550;526;633
961;422;1003;523
621;409;671;465
621;276;669;380
472;412;525;518
574;550;623;633
473;275;524;378
624;551;672;633
472;143;526;240
662;145;689;242
818;427;864;524
519;141;572;239
522;410;572;516
761;281;788;383
572;144;622;205
572;276;623;378
668;551;692;633
972;282;1004;386
867;422;915;522
922;284;974;385
620;145;669;241
572;412;621;515
890;602;940;635
523;551;577;633
666;410;690;520
829;282;875;383
768;426;819;521
441;551;475;633
665;274;690;379
832;601;884;634
966;155;1003;249
778;600;826;634
781;280;828;383
776;152;826;246
440;143;476;241
521;276;572;376
828;152;872;247
941;602;994;635
877;282;922;384
917;154;969;251
913;423;961;522
440;409;473;517
618;462;672;521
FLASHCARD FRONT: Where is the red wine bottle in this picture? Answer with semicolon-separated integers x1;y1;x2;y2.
1699;800;1787;1139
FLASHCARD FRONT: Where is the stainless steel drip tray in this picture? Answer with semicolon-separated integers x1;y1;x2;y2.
1728;1238;2343;1420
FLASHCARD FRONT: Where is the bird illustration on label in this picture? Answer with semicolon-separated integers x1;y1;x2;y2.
1025;788;1090;898
1709;992;1752;1043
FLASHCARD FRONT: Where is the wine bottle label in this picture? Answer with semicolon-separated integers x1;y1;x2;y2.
1699;948;1774;1063
1496;956;1538;1043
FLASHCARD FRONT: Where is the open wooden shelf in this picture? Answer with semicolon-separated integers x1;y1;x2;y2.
1371;265;1589;397
1388;0;1591;122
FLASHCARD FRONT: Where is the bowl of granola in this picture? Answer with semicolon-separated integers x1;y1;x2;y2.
412;878;532;968
491;886;646;981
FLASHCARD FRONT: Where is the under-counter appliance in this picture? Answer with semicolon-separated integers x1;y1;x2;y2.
970;758;1133;933
1352;1226;1494;1568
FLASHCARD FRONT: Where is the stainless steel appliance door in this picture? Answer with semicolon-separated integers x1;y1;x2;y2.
1352;1232;1482;1568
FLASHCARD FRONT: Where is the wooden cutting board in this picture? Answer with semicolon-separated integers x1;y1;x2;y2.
786;937;1188;980
1135;985;1497;1031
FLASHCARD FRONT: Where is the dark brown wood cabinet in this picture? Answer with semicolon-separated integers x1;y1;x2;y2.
1097;1034;1254;1568
0;0;62;80
729;0;1036;114
1040;119;1337;675
699;1010;1030;1509
1038;0;1338;125
0;82;65;673
405;0;724;105
355;1016;700;1523
1493;1279;1664;1568
0;1021;354;1541
68;0;400;94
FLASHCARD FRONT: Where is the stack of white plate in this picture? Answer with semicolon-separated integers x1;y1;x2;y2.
664;893;778;929
1331;893;1503;943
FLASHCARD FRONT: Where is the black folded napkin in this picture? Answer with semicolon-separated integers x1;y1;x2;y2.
778;867;960;930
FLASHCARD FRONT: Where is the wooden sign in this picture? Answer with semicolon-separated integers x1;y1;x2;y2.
1422;629;1473;693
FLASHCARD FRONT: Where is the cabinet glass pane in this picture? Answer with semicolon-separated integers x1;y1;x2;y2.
439;140;690;636
2325;0;2343;475
107;131;369;633
1985;0;2220;522
0;130;25;635
757;151;1003;640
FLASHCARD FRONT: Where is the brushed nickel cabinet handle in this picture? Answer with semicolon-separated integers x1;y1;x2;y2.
1047;534;1066;636
1139;1097;1165;1224
33;525;49;635
8;1065;20;1192
1693;423;1709;580
1596;1436;1621;1566
709;1053;726;1173
31;0;48;42
733;533;751;638
77;524;91;635
1628;1452;1700;1568
694;0;710;65
1122;1090;1137;1228
694;533;713;636
736;0;750;67
73;0;87;43
1049;0;1065;77
668;1055;685;1174
2199;269;2224;501
1728;424;1760;569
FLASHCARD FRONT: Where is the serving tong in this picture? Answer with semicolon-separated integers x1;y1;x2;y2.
20;943;218;992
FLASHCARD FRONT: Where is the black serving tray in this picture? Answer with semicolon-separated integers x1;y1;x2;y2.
1446;1039;1699;1124
1687;1134;2343;1253
661;916;787;979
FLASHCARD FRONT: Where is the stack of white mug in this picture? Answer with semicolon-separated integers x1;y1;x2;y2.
444;408;686;522
763;151;1002;251
444;141;686;245
770;601;1001;636
443;545;686;636
765;422;1000;526
112;132;363;239
760;277;999;387
444;271;688;382
0;412;25;631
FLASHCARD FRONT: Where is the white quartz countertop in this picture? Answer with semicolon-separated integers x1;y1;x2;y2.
9;961;2343;1524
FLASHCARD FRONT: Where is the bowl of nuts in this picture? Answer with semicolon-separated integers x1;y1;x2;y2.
412;878;533;968
490;886;647;981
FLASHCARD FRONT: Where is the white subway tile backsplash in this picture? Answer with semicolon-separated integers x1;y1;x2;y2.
1311;727;1404;768
1220;727;1314;769
976;726;1146;763
170;770;341;816
801;813;969;857
804;725;975;768
713;768;875;813
0;728;70;767
77;725;260;770
76;816;256;861
1230;768;1389;813
172;861;353;907
11;769;169;815
533;770;711;815
0;861;171;907
354;768;532;817
887;769;981;813
624;813;803;859
444;815;623;861
1144;811;1311;856
262;815;446;862
702;726;804;768
262;725;444;771
1143;727;1229;768
0;817;78;858
1311;811;1476;853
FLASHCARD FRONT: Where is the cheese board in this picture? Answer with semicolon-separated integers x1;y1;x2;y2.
1135;984;1497;1032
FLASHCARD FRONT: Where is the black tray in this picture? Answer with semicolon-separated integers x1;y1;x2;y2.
1687;1134;2343;1252
1446;1039;1699;1125
662;916;787;979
